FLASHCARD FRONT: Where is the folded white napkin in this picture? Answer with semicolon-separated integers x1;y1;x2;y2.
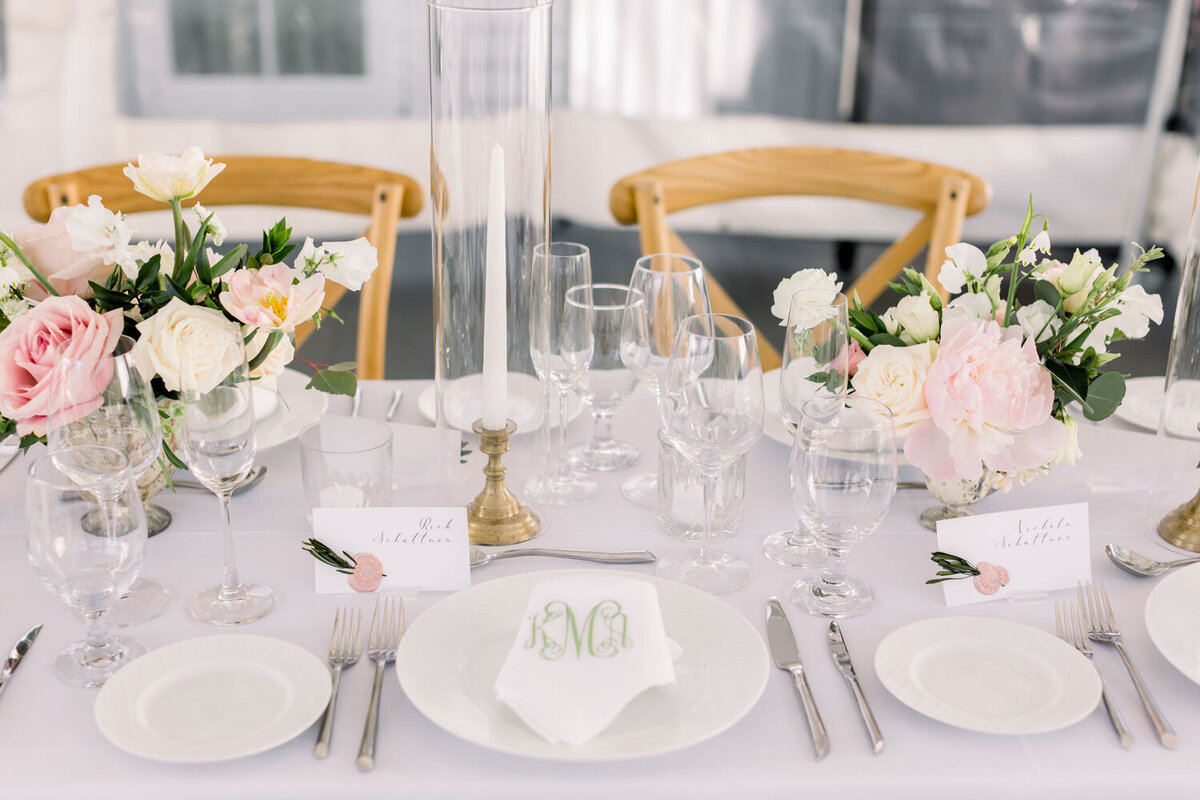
494;575;677;745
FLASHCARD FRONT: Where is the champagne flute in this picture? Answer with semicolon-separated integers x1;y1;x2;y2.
789;395;896;618
526;242;596;504
763;291;850;568
27;447;147;686
619;254;711;506
178;327;275;625
47;335;173;625
658;314;763;594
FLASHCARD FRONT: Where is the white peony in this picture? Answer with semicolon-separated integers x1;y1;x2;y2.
850;341;937;432
246;326;295;380
937;242;986;294
1015;299;1061;344
299;236;378;291
942;292;994;325
123;148;226;203
893;294;940;344
65;195;132;265
132;297;243;394
193;204;227;247
770;269;843;326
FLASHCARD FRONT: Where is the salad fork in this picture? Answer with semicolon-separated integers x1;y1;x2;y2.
357;595;405;771
1080;581;1178;748
314;607;362;758
1055;601;1133;748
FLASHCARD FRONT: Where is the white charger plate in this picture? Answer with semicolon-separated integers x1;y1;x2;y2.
1115;376;1200;440
94;634;331;763
254;368;329;450
875;617;1101;735
417;372;582;434
395;569;769;761
1145;562;1200;686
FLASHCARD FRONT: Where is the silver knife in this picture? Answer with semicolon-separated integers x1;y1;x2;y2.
766;598;829;759
828;621;884;754
0;625;42;701
385;389;404;422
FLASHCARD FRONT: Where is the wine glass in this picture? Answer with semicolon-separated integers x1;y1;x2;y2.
789;395;897;618
619;254;712;506
658;313;763;594
27;447;147;686
47;335;173;626
177;327;275;625
568;284;641;471
526;242;596;504
763;291;850;568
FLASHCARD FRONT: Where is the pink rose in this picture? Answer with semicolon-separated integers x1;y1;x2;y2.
0;296;123;437
903;317;1065;480
9;208;110;299
831;339;867;378
218;264;324;332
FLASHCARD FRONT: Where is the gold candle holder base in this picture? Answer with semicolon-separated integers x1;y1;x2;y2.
1158;485;1200;552
466;419;540;546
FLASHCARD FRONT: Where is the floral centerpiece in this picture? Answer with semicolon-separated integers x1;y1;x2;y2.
0;148;375;472
772;203;1164;488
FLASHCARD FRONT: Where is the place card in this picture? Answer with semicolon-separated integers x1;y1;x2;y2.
932;502;1091;607
311;507;471;593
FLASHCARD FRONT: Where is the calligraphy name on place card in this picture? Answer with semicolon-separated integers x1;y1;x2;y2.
932;502;1090;607
311;507;470;594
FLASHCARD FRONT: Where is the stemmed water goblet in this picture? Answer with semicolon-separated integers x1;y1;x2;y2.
568;283;641;471
657;313;763;594
178;327;275;625
619;254;712;506
47;335;173;626
27;446;147;686
525;242;596;504
789;395;897;618
763;291;850;568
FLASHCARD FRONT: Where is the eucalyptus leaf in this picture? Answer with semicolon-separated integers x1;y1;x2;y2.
1033;280;1061;308
1082;371;1125;422
306;368;358;396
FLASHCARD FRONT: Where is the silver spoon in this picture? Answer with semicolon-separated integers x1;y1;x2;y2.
469;546;656;569
173;466;268;495
1105;544;1200;577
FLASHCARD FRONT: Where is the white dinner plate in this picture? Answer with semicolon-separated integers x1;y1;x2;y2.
254;368;330;450
875;616;1101;735
417;372;582;434
94;634;331;763
396;569;770;761
1114;376;1200;439
1145;562;1200;686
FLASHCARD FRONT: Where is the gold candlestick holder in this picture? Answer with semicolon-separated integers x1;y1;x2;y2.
466;419;540;546
1159;484;1200;552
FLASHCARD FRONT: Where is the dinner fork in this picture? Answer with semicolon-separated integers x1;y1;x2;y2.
314;607;363;758
357;595;405;771
1080;581;1178;748
1055;601;1133;748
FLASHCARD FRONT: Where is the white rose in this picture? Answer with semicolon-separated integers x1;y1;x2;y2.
850;341;937;432
943;291;994;325
770;268;843;325
937;242;986;294
1052;415;1081;467
65;195;132;265
133;297;242;393
1015;299;1061;344
301;236;378;291
246;327;295;380
893;294;940;344
123;147;226;203
193;204;227;247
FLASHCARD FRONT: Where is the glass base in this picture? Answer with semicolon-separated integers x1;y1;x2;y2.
568;440;639;472
106;578;172;628
621;472;658;507
54;636;145;687
762;530;826;568
656;548;751;594
789;574;875;618
189;583;276;626
920;504;975;531
524;472;598;505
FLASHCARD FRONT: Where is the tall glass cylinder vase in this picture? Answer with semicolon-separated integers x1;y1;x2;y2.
429;0;553;479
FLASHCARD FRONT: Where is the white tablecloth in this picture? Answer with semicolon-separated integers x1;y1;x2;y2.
0;381;1197;799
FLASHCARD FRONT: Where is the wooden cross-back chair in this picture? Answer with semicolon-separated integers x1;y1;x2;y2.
609;147;992;370
22;156;424;380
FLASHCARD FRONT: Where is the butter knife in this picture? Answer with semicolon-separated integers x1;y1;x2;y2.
0;625;42;702
766;598;829;759
828;621;884;754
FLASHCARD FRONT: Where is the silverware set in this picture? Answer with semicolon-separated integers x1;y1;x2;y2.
349;387;404;421
0;625;41;702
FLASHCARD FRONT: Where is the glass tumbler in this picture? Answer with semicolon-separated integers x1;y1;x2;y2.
300;416;394;525
657;432;746;541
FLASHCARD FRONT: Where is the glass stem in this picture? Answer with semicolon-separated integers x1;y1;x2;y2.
215;491;245;602
787;515;815;547
590;408;615;450
818;547;851;597
697;472;716;566
81;609;117;665
551;385;572;482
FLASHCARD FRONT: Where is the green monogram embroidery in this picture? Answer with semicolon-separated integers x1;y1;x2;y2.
524;599;633;660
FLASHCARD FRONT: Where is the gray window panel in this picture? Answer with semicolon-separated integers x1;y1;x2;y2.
0;0;6;82
276;0;365;76
170;0;262;75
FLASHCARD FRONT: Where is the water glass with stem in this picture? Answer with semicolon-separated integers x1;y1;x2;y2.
47;335;173;625
763;291;850;568
568;283;641;471
789;395;896;618
178;328;275;625
658;313;763;594
619;253;711;506
27;447;147;686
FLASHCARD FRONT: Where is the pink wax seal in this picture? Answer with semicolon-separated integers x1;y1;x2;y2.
347;552;385;593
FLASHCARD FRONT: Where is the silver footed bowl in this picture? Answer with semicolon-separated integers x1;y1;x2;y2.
919;470;996;531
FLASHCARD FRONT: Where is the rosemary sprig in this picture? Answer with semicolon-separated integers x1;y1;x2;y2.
301;538;357;575
926;551;982;584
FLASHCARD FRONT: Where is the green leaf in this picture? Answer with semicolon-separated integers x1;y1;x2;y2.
1033;280;1061;308
1082;371;1126;422
848;308;880;335
209;244;247;281
306;368;358;396
162;441;188;472
136;253;161;292
164;275;192;304
325;361;357;372
868;332;905;348
87;281;135;311
247;331;284;371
